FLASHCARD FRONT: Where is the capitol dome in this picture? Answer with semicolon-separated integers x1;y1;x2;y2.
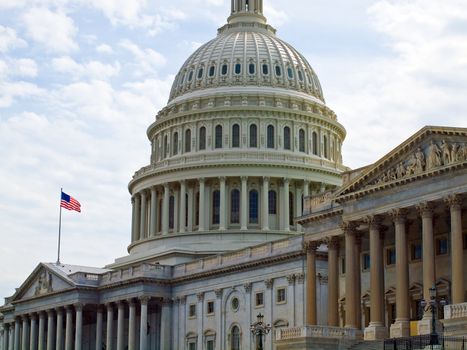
114;0;347;267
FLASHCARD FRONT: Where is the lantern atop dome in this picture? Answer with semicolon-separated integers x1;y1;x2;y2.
228;0;267;24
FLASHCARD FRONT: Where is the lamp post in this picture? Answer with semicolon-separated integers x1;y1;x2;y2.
250;313;271;350
420;284;447;346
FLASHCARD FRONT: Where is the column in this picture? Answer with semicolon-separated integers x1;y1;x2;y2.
355;233;362;330
305;241;318;325
303;180;310;197
240;177;248;230
187;186;194;232
38;313;45;350
9;325;14;350
287;275;296;326
295;186;303;231
446;195;464;304
116;302;124;350
174;188;180;232
283;178;290;231
95;306;103;350
327;237;340;327
160;299;172;349
106;304;114;350
215;290;223;350
139;297;149;350
74;304;83;350
261;177;269;231
162;184;170;235
46;310;55;350
219;177;227;231
55;308;63;350
149;187;157;237
13;319;20;350
196;293;204;350
198;179;206;231
64;307;73;350
134;194;141;241
179;181;187;234
390;209;410;338
139;191;147;240
21;316;29;350
127;300;136;350
3;324;9;350
342;222;358;329
131;197;136;242
364;216;387;340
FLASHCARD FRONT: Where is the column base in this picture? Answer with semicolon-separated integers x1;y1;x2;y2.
364;323;388;340
417;318;442;336
390;320;410;338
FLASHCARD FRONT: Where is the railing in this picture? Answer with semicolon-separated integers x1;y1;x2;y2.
444;302;467;320
384;335;467;350
275;326;361;341
100;263;172;285
303;190;335;215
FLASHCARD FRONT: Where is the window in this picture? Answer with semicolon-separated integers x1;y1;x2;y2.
189;304;196;318
209;65;215;77
262;64;269;75
287;67;294;79
188;70;193;82
249;124;258;148
231;297;239;311
323;135;328;158
312;132;318;156
411;242;422;261
207;301;215;315
299;129;305;152
249;190;259;224
387;247;396;266
173;132;179;155
231;326;240;350
276;288;286;303
284;126;291;150
275;65;282;77
436;237;448;255
179;73;185;85
164;135;169;158
341;257;346;274
298;70;304;81
362;253;370;271
289;192;294;226
464;234;467;250
206;340;214;350
221;64;228;75
268;190;277;215
199;127;206;150
169;196;175;229
267;125;275;149
195;192;200;226
212;190;220;225
188;343;196;350
248;63;255;75
215;125;223;149
197;67;204;79
185;129;192;153
255;292;264;307
234;63;241;75
231;189;240;224
185;193;189;228
232;124;240;148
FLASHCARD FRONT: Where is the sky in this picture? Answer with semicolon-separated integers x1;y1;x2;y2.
0;0;466;299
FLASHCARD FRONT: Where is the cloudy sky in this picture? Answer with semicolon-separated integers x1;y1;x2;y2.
0;0;466;299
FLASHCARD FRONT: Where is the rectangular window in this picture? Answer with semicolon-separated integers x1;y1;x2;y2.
386;247;396;266
341;257;346;274
436;237;448;255
207;301;215;315
189;342;196;350
276;288;286;304
362;253;370;271
464;234;467;250
411;243;422;261
255;292;264;307
189;304;196;318
207;340;214;350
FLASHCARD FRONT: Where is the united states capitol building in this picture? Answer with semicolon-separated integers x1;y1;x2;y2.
1;1;466;349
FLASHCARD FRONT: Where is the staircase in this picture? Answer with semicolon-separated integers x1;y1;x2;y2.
348;340;384;350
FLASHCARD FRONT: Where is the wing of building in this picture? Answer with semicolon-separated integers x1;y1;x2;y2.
1;1;466;350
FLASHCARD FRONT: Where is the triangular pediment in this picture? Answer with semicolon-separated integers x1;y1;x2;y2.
336;126;467;200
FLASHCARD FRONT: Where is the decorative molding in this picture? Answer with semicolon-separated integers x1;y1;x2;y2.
197;292;205;302
339;221;358;234
390;208;408;223
214;289;223;298
286;274;296;286
444;194;462;210
265;278;274;289
296;273;305;284
417;202;434;218
243;283;252;293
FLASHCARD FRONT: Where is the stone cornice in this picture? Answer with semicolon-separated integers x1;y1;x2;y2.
297;207;343;225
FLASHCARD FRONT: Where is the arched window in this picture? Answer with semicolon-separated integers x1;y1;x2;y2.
275;65;282;77
249;190;259;224
284;126;291;150
169;195;175;230
209;65;215;77
173;132;179;155
195;192;200;226
248;63;255;75
234;63;241;75
323;135;328;159
312;131;318;156
267;125;275;149
164;135;169;158
268;190;277;215
212;190;220;225
298;70;304;81
197;67;204;79
289;192;294;226
249;124;258;148
232;124;240;148
231;326;240;350
199;127;206;151
188;70;193;82
231;189;240;224
262;64;269;75
287;67;294;79
185;129;191;153
221;64;228;76
299;129;305;152
215;125;223;149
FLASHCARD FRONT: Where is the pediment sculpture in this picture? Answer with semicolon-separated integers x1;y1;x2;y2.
34;270;53;296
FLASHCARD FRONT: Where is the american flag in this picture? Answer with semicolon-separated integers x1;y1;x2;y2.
60;192;81;213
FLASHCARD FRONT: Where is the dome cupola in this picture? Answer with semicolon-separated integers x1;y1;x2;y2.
228;0;266;24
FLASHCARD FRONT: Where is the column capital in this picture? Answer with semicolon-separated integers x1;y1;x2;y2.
303;179;310;186
339;221;358;234
242;283;252;293
215;288;224;298
150;186;157;193
219;176;226;182
21;314;29;321
74;303;84;311
30;313;38;320
104;302;114;309
96;305;104;313
364;215;383;230
139;296;150;305
179;296;187;305
287;274;296;285
127;298;135;306
296;273;305;284
444;194;462;210
116;300;125;307
325;236;340;250
263;176;270;182
163;183;170;190
303;240;319;253
197;292;205;302
390;208;408;223
161;298;173;306
131;196;135;204
199;177;205;184
55;307;64;315
265;278;274;289
283;178;290;185
46;309;55;316
241;176;248;182
417;201;434;218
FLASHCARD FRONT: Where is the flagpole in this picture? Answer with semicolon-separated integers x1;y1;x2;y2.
57;187;63;265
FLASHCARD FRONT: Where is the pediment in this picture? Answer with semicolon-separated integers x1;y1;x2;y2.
337;126;467;199
12;263;75;302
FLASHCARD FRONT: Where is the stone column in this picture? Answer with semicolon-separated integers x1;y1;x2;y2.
38;313;45;350
179;181;187;234
283;178;290;231
327;237;340;327
305;241;318;325
390;209;410;338
303;180;310;197
198;178;206;231
342;222;358;329
219;177;227;231
196;293;204;350
262;177;270;231
215;289;223;350
160;299;172;350
139;191;147;240
64;307;73;350
21;316;29;350
139;297;149;350
31;316;39;350
46;310;55;350
74;304;83;350
355;233;362;330
174;188;179;232
116;302;124;350
134;194;141;241
445;195;464;304
287;275;296;326
149;187;157;237
295;186;303;231
240;176;248;230
9;325;14;350
13;319;20;350
106;304;114;350
187;186;194;232
55;308;63;350
364;216;387;340
131;197;136;242
162;184;170;235
128;300;136;350
3;323;9;350
95;306;103;350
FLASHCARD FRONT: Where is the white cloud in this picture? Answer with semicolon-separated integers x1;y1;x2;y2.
119;39;167;76
0;25;27;52
22;7;78;53
96;44;114;54
0;81;44;108
52;56;121;81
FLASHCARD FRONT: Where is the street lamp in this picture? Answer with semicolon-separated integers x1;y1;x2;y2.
420;284;447;346
250;313;272;350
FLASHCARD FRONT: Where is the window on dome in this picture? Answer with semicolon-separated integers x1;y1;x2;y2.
299;129;305;152
267;125;275;149
232;124;240;148
323;135;328;159
249;63;255;75
289;192;294;226
185;129;192;153
275;65;282;77
199;127;206;150
262;64;269;75
215;125;223;149
169;195;175;229
287;67;294;79
180;73;186;86
209;65;216;77
197;67;204;79
212;190;220;225
284;126;291;150
188;70;194;82
249;190;259;224
231;189;240;224
268;190;277;215
312;132;318;156
234;63;241;75
249;124;258;148
306;72;313;85
221;64;228;76
298;70;304;81
173;132;179;155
